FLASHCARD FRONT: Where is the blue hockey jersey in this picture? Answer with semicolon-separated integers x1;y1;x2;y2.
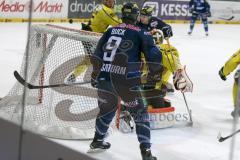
92;23;162;81
189;0;210;13
138;17;170;32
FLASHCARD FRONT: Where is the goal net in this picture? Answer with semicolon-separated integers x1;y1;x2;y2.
0;24;115;140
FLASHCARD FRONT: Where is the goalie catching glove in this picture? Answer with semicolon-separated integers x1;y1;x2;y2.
173;66;193;93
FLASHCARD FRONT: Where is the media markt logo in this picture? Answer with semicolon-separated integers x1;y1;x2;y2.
142;2;159;17
0;0;63;13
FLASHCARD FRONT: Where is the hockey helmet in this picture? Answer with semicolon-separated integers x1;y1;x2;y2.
121;2;140;22
103;0;116;8
140;5;154;16
151;29;164;44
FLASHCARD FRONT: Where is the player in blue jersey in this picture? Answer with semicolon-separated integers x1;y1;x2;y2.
137;6;174;93
188;0;211;36
137;5;173;39
89;2;162;160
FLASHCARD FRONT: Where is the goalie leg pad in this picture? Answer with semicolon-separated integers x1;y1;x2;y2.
148;107;175;129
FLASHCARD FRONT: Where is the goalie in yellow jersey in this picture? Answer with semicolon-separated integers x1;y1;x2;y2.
219;49;240;118
118;29;193;132
66;0;122;83
142;29;193;108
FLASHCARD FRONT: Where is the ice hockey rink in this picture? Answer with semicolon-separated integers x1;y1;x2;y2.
0;22;240;160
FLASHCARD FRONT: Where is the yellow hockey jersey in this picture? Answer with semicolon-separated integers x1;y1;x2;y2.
221;49;240;107
141;44;181;75
160;44;182;72
222;49;240;77
89;4;122;33
141;43;182;88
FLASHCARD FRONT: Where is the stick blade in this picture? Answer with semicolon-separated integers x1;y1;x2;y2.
13;71;34;89
217;132;225;142
218;137;225;142
14;71;26;85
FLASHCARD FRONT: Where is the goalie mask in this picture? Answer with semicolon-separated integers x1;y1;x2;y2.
151;29;164;45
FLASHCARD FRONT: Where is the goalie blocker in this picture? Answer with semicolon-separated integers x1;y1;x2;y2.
119;65;193;132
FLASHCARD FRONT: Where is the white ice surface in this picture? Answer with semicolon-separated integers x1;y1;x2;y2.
0;22;240;160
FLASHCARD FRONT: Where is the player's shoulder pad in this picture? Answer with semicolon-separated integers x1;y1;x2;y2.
116;23;141;32
150;16;162;22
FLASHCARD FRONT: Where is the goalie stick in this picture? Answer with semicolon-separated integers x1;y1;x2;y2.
218;129;240;142
14;71;90;89
165;39;193;127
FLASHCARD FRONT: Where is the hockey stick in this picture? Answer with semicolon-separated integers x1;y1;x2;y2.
165;39;193;126
219;16;234;21
182;91;193;126
218;129;240;142
14;71;90;89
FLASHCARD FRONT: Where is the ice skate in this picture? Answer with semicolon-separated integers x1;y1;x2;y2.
141;148;157;160
188;31;192;35
87;139;111;153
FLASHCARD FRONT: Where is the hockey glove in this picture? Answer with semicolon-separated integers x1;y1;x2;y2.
162;26;173;39
91;77;98;88
147;73;161;84
218;67;226;81
189;7;194;14
206;11;211;17
173;66;193;93
146;62;163;84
